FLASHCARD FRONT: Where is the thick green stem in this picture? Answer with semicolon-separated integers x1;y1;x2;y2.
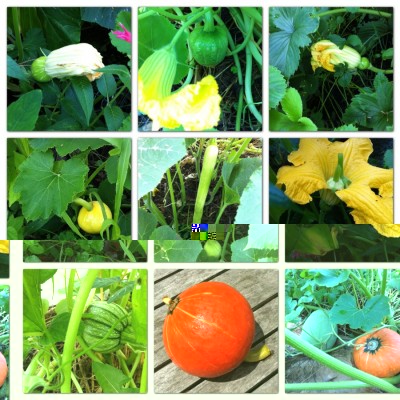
285;328;400;393
287;375;400;391
245;38;262;124
175;162;186;206
381;267;388;295
203;9;215;32
315;8;392;19
368;65;393;74
349;271;372;299
166;169;178;230
73;198;93;211
60;270;98;393
12;8;24;62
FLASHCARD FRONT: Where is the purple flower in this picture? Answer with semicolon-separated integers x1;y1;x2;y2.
112;23;132;43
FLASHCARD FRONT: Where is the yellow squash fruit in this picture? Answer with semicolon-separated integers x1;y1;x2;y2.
78;201;112;234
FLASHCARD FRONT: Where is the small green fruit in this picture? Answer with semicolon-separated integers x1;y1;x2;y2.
358;57;371;70
203;240;222;261
31;56;52;82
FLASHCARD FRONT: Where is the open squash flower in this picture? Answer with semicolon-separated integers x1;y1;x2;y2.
138;47;221;131
276;138;393;236
0;241;9;254
311;40;369;72
31;43;104;82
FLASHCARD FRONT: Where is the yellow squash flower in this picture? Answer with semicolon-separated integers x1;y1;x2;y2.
276;138;393;235
138;48;221;131
311;40;361;72
0;241;9;254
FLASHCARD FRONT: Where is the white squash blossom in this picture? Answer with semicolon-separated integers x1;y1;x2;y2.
32;43;104;82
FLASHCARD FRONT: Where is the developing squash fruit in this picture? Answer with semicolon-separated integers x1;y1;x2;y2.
189;25;228;67
353;328;400;378
77;201;112;234
82;302;130;353
162;281;255;378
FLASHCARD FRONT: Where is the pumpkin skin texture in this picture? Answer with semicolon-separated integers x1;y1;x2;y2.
353;328;400;378
0;352;7;387
162;281;255;378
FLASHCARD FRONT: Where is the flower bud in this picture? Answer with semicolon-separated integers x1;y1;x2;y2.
32;43;104;82
31;56;52;82
311;40;362;72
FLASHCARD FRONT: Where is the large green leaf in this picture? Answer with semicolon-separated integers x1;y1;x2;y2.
37;8;81;48
244;225;278;251
154;240;202;262
92;362;137;393
22;27;47;59
231;236;277;262
234;167;262;223
270;7;319;77
30;138;106;156
81;7;130;29
138;14;188;84
330;294;390;331
343;73;393;131
23;269;56;334
269;65;286;109
281;88;302;122
71;76;94;127
7;90;42;131
96;74;117;98
14;151;88;221
150;226;181;240
137;138;187;199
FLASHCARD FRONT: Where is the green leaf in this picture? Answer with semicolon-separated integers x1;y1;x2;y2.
244;225;278;251
234;168;262;223
154;240;202;262
222;158;262;207
97;65;131;92
384;149;393;168
382;47;393;60
269;7;319;77
92;362;135;393
138;209;157;240
343;75;393;131
231;236;276;262
30;138;106;156
45;312;71;343
37;8;81;49
270;110;317;132
22;27;47;59
96;74;117;98
119;116;131;131
150;226;181;240
105;155;131;189
71;77;94;127
23;269;56;334
269;65;286;109
281;88;302;122
104;105;124;131
109;11;132;56
7;55;29;81
138;14;188;84
14;151;88;221
137;138;187;199
309;269;350;288
327;34;346;48
330;294;390;331
81;7;130;29
334;124;358;132
285;225;339;256
8;90;42;131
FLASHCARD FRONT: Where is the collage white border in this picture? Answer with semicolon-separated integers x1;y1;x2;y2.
2;0;399;398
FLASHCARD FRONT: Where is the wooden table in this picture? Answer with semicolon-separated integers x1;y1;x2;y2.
154;269;279;393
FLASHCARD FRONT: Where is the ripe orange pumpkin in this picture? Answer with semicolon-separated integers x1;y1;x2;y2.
0;352;7;386
162;281;255;378
353;328;400;378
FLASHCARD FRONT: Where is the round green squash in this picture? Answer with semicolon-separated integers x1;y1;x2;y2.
300;309;338;350
189;26;228;67
82;302;129;353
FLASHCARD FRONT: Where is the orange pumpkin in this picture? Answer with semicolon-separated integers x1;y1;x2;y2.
162;281;255;378
0;352;7;386
353;328;400;378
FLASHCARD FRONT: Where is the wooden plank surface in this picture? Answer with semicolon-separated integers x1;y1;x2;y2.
154;268;279;393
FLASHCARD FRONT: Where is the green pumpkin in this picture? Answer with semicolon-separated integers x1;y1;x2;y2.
82;302;129;353
189;26;228;67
